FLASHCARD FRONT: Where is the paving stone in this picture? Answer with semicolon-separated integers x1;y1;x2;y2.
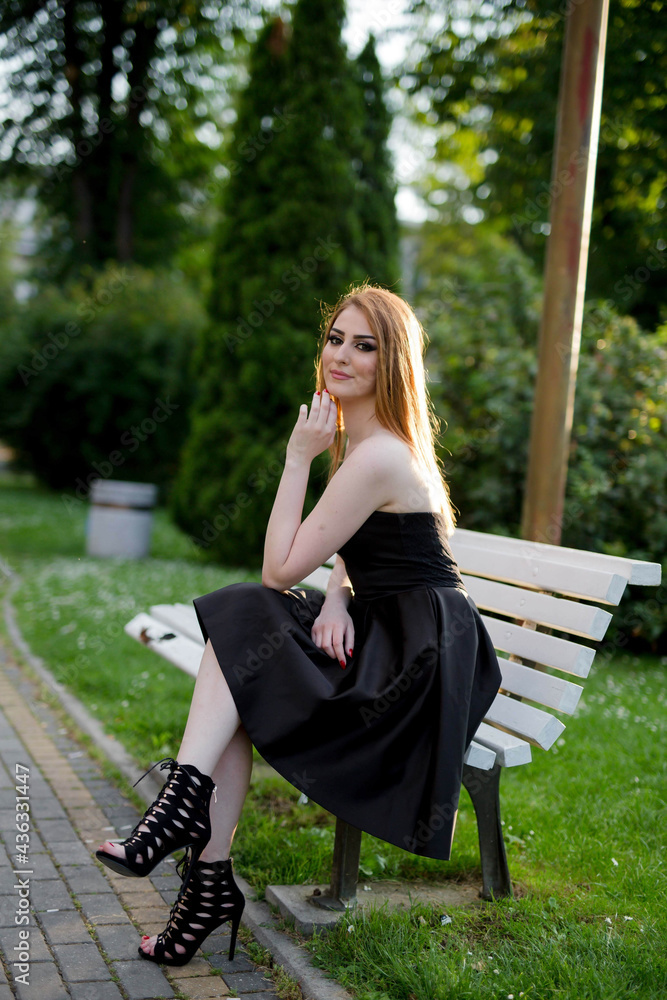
230;993;281;999
105;805;142;821
202;950;256;975
77;893;129;922
33;818;78;840
0;894;21;927
168;957;213;977
68;982;126;1000
39;908;93;944
94;921;145;961
149;874;181;893
220;970;275;993
31;800;69;820
0;651;287;1000
52;940;111;981
117;889;166;909
175;975;232;998
29;852;61;880
0;810;21;832
60;864;114;894
48;839;92;864
32;878;76;911
19;829;48;854
0;922;53;962
131;906;169;931
11;959;70;1000
226;994;280;1000
112;958;175;998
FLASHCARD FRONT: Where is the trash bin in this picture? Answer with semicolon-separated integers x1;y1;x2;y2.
86;479;158;559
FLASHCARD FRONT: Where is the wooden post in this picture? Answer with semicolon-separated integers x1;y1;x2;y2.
521;0;610;545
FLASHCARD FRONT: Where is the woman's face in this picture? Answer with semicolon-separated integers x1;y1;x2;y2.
322;305;378;398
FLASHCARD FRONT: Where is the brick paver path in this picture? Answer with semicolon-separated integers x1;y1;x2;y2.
0;641;279;1000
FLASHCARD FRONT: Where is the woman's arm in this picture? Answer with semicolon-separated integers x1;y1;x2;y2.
262;391;394;590
262;452;311;588
323;554;353;608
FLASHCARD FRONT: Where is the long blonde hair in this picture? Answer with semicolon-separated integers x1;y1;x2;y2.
313;281;458;536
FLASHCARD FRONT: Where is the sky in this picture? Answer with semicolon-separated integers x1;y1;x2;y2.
343;0;433;223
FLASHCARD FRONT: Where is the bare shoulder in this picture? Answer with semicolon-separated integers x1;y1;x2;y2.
345;431;412;470
347;432;446;512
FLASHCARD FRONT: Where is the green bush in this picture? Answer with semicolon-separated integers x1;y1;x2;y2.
415;223;667;650
0;264;206;498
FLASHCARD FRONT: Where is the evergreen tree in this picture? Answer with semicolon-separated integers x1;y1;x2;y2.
0;0;249;280
351;35;401;288
171;1;398;567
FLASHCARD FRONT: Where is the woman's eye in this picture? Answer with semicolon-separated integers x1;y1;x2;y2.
327;334;372;351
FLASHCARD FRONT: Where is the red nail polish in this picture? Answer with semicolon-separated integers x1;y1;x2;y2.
340;659;345;668
349;648;353;655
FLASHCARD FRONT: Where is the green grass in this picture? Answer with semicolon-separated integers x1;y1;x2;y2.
1;472;666;999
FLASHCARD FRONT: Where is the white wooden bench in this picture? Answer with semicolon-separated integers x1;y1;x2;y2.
125;528;661;903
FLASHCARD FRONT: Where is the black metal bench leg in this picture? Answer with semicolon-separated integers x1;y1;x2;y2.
310;817;362;911
461;761;513;900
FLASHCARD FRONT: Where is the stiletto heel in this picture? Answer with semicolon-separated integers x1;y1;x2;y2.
95;757;216;878
138;854;246;966
228;911;241;961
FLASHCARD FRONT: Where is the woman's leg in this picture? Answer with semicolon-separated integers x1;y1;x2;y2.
139;723;253;957
200;724;253;861
99;639;242;860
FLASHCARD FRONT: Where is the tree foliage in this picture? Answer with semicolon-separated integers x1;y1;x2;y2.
170;1;400;566
0;0;258;280
401;0;667;329
0;263;205;493
414;220;667;649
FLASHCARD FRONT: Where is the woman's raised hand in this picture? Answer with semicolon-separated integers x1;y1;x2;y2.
311;600;355;669
286;390;337;465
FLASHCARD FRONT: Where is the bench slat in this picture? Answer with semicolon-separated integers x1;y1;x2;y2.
151;604;204;644
450;540;628;605
470;721;532;767
296;566;334;591
482;615;596;678
485;692;566;749
497;656;583;714
125;613;202;677
452;528;662;586
461;576;613;640
462;740;496;770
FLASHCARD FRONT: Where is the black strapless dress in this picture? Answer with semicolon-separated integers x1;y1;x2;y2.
192;511;502;860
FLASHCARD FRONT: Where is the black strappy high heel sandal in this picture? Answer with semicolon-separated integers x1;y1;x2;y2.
95;757;216;880
138;850;246;966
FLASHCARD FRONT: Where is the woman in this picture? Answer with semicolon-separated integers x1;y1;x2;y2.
96;282;503;966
